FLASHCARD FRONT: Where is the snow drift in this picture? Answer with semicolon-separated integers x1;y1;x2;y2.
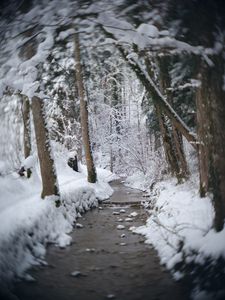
0;157;113;286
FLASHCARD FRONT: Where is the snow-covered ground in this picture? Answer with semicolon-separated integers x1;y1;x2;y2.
0;155;114;286
127;173;225;299
125;172;148;191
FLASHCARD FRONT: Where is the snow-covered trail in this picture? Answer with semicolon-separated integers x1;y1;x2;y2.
13;181;190;300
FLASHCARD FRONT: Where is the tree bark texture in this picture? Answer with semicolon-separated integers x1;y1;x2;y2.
21;95;32;178
155;104;180;178
195;72;209;198
172;126;189;179
111;74;123;168
74;32;97;183
31;96;60;203
18;26;38;177
158;56;189;180
196;57;225;231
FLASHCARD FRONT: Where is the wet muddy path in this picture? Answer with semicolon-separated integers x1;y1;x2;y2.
13;180;190;300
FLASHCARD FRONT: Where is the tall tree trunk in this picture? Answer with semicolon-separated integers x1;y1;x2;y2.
143;56;183;180
195;73;209;198
172;126;189;178
111;74;122;168
31;96;60;205
74;32;97;183
21;95;32;178
196;56;225;231
158;56;189;180
155;104;180;178
18;26;37;178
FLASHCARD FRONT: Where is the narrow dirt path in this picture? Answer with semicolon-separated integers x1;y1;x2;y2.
13;180;190;300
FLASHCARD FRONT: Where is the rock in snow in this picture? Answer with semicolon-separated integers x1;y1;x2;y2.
129;212;138;217
76;223;84;228
125;217;133;222
119;209;126;213
129;226;136;231
70;271;87;277
117;225;125;230
86;248;96;252
113;211;120;215
120;242;127;246
70;271;81;277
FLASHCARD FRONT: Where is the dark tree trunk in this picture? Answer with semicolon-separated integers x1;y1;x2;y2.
111;73;123;168
196;56;225;231
21;95;32;178
179;0;225;231
155;104;180;178
172;126;189;179
158;56;189;180
195;71;209;198
31;96;60;205
74;31;97;183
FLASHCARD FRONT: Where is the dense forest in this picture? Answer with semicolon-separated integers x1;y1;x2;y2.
0;1;225;300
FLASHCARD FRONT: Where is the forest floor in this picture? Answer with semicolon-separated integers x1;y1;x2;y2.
12;180;190;300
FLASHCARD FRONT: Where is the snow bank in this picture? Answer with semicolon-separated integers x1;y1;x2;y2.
0;159;113;285
125;172;149;191
125;155;165;192
134;177;215;267
132;175;225;298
